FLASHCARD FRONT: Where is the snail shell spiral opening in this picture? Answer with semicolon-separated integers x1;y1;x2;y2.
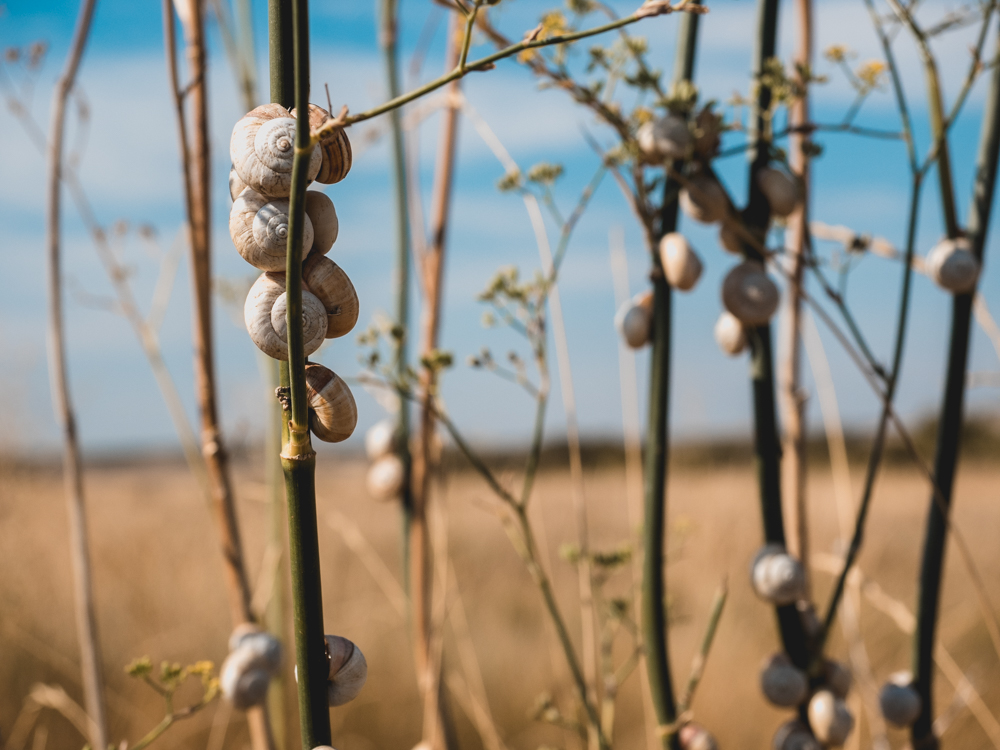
751;544;806;605
926;237;980;293
230;188;315;272
230;109;322;198
244;273;327;360
722;261;780;326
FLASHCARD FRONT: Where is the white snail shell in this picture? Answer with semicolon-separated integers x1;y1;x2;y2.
926;237;980;293
230;104;322;198
367;454;405;500
722;261;780;326
714;311;747;356
615;291;654;349
229;166;248;202
757;166;802;218
292;103;352;185
773;720;821;750
365;418;396;461
824;660;852;699
244;273;328;360
325;635;367;706
220;633;282;710
305;191;339;256
305;363;357;443
760;652;808;707
303;255;359;338
678;723;718;750
808;689;854;747
637;114;691;162
751;544;806;605
230;187;315;272
680;172;729;224
879;671;921;727
660;233;703;291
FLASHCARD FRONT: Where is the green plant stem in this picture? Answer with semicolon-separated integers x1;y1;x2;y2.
912;25;1000;750
642;9;699;749
678;581;727;712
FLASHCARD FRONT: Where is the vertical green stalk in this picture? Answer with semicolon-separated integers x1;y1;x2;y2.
912;26;1000;749
642;9;699;749
743;0;810;669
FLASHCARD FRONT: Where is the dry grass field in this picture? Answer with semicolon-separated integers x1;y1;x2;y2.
2;451;999;750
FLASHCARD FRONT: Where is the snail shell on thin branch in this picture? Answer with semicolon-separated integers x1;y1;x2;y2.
305;364;357;443
680;172;729;224
637;114;691;162
230;188;315;272
615;291;654;349
772;720;821;750
722;261;780;326
220;631;283;710
879;671;921;727
678;723;718;750
230;104;322;198
229;167;248;202
365;418;396;461
292;103;352;185
714;311;747;356
367;454;405;500
757;166;802;218
660;233;703;291
303;255;359;338
760;652;808;707
325;635;367;706
926;237;980;293
808;690;854;746
305;191;339;256
244;273;328;360
824;660;852;699
227;625;282;675
751;544;806;605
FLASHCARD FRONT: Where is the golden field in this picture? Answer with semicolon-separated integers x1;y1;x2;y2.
1;451;999;750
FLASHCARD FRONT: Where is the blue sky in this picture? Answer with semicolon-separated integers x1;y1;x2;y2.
1;0;998;456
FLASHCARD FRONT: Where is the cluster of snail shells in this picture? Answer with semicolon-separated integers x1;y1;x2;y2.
722;260;780;327
294;635;367;707
773;720;821;750
678;722;718;750
365;418;405;500
926;237;980;293
615;291;654;349
220;624;283;709
807;689;855;746
751;544;806;605
638;113;692;163
879;670;922;727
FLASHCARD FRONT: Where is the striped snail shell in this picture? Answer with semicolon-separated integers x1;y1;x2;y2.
714;311;747;356
757;166;802;218
365;418;396;461
230;104;322;198
637;114;691;163
678;723;718;750
760;652;808;707
751;544;806;605
305;364;357;443
230;187;315;272
926;237;980;293
660;233;703;291
229;166;248;202
722;261;780;326
680;171;729;224
305;190;339;256
615;291;654;349
367;454;405;500
244;273;328;360
325;635;367;706
879;671;921;727
772;720;821;750
303;255;359;338
292;103;352;185
808;689;854;747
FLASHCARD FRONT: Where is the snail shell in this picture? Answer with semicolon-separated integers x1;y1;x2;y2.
757;166;801;218
305;191;339;256
824;660;852;699
367;454;405;500
772;720;821;750
722;261;780;326
293;103;352;185
325;635;367;706
719;224;743;255
230;104;322;198
926;237;980;293
615;291;654;349
714;311;747;356
680;172;729;224
751;544;806;605
303;255;359;338
879;671;921;727
660;233;703;291
221;638;281;709
365;418;396;461
637;114;691;162
678;723;718;750
760;652;808;707
229;166;248;202
244;273;328;360
808;689;854;746
230;187;315;272
305;364;357;443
